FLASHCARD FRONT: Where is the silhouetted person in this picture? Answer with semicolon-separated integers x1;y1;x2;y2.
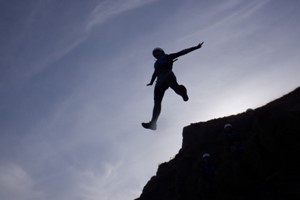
199;153;217;200
142;42;204;130
201;153;216;183
224;123;244;160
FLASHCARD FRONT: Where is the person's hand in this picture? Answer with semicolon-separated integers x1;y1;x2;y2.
147;83;153;86
197;41;204;48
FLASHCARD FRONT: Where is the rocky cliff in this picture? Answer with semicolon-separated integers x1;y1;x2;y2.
135;87;300;200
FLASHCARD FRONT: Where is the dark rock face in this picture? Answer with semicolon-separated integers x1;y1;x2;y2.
135;87;300;200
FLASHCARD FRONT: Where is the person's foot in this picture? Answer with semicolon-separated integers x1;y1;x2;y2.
180;85;189;101
142;121;157;130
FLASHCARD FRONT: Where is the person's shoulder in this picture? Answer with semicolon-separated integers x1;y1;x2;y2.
165;54;174;60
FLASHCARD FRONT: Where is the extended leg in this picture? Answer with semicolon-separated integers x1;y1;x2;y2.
169;75;189;101
152;85;167;123
142;85;168;130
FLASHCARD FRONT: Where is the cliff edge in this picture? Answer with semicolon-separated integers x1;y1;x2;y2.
135;87;300;200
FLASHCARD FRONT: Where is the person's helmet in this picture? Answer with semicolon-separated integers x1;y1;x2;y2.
246;108;254;114
202;153;211;159
224;123;232;130
246;108;254;112
152;47;165;58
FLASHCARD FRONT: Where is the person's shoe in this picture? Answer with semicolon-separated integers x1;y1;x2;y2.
142;121;157;130
180;85;189;101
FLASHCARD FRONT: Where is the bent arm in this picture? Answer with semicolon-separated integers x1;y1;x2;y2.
147;70;157;86
169;42;204;59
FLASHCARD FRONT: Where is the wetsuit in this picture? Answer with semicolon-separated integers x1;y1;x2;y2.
148;46;200;124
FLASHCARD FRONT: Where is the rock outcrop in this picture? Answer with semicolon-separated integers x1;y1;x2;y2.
135;87;300;200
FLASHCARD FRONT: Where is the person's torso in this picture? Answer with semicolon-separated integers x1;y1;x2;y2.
154;54;173;72
154;55;174;83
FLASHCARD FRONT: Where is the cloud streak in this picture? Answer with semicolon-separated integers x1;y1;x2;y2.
86;0;158;31
0;163;44;200
1;0;158;84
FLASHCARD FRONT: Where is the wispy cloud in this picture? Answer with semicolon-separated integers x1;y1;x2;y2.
179;0;271;44
22;0;159;79
0;163;44;200
86;0;158;31
1;0;159;85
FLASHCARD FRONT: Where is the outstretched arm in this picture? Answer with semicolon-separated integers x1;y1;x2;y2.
147;70;157;86
169;42;204;59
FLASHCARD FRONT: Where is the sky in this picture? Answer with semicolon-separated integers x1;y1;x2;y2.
0;0;300;199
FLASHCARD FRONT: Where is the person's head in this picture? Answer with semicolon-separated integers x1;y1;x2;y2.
152;47;165;59
202;153;211;162
224;123;233;132
246;108;255;116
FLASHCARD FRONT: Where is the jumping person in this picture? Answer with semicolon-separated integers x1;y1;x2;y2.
142;42;204;130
